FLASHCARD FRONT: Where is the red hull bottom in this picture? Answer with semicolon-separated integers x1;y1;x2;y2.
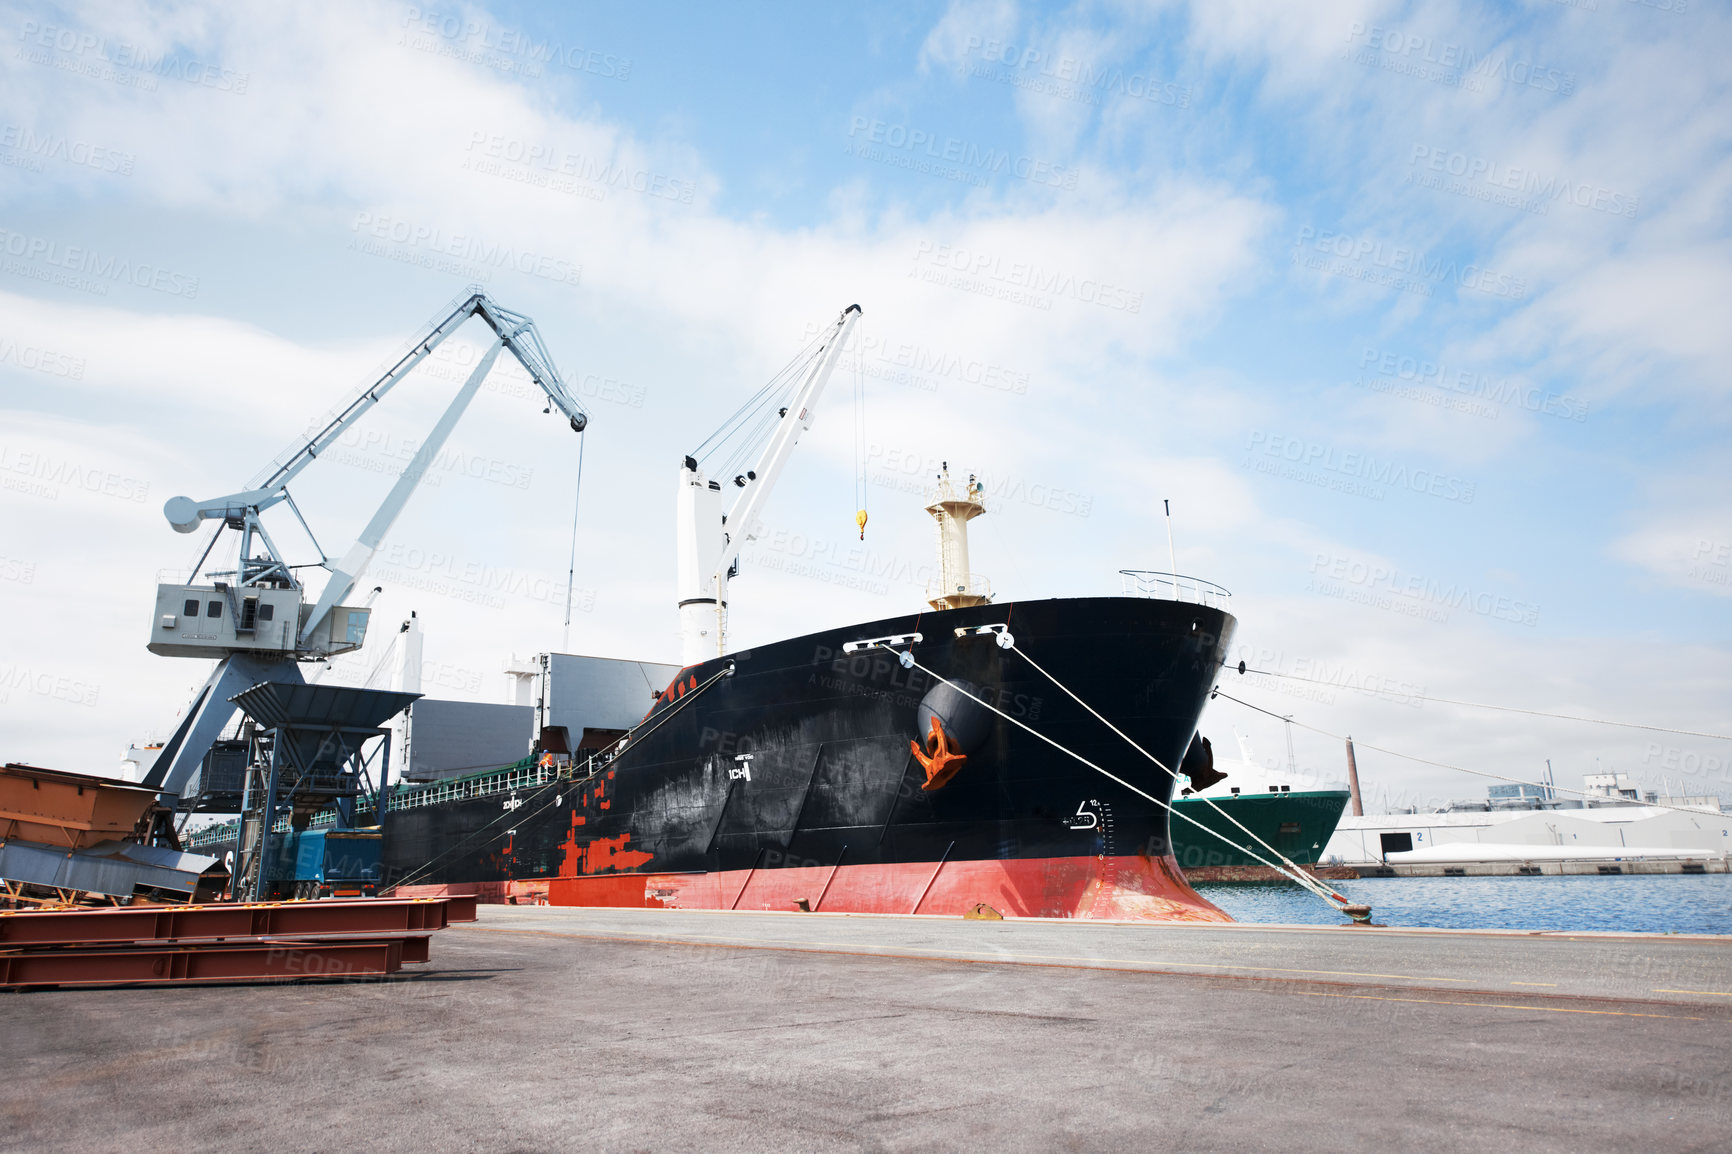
524;854;1231;922
396;879;551;905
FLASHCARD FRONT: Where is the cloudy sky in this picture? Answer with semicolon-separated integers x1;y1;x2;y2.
1;0;1727;811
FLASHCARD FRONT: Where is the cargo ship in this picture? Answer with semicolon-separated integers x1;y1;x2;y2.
196;304;1252;921
379;587;1237;921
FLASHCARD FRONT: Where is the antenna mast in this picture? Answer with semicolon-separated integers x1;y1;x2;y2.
1164;498;1182;600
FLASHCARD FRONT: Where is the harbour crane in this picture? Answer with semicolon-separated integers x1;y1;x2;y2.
142;289;588;811
675;304;860;662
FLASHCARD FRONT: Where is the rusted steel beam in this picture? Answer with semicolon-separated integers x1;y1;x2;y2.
0;898;456;948
441;895;478;922
0;939;413;988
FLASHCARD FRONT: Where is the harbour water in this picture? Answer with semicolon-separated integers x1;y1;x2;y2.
1195;874;1732;935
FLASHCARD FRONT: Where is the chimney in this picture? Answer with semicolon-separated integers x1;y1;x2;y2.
1345;736;1364;817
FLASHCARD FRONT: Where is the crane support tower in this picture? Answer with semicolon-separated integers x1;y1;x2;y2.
144;289;588;811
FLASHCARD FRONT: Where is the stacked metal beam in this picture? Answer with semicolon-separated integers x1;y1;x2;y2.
1;761;228;905
0;896;475;989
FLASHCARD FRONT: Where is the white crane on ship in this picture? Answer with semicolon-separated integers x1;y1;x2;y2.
675;304;861;663
142;289;589;807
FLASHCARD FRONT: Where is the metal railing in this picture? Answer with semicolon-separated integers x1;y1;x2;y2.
185;819;240;851
926;574;992;602
181;757;566;851
382;760;560;813
1118;570;1233;610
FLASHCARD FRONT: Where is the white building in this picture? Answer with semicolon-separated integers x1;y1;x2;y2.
1322;792;1730;875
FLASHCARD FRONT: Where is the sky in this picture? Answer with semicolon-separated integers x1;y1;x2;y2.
0;0;1728;813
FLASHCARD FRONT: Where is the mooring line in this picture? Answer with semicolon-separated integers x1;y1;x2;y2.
1008;639;1351;911
1213;687;1728;821
1231;666;1731;742
387;662;736;893
878;643;1354;919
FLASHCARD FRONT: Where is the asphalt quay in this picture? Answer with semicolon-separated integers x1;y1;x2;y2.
3;904;1730;1153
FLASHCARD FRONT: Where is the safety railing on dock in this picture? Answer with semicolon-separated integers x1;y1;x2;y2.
1118;569;1233;610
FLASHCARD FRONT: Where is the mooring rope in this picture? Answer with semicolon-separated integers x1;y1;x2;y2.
385;662;736;894
1006;639;1353;910
1213;687;1726;820
1230;666;1730;742
876;643;1357;918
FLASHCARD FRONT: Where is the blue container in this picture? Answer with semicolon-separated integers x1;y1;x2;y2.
271;828;382;899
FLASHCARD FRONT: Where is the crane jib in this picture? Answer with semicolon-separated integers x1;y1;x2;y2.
145;291;589;802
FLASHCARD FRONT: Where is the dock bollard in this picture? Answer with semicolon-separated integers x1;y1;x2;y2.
1343;904;1373;924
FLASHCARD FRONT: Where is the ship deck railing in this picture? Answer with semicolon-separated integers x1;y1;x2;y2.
925;573;993;601
1118;569;1233;610
181;756;582;852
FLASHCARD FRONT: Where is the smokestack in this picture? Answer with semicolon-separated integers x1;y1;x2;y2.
1345;736;1364;817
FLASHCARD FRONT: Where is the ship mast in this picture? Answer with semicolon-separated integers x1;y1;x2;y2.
925;463;992;610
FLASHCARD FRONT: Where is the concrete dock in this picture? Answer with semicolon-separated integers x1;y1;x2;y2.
4;905;1730;1152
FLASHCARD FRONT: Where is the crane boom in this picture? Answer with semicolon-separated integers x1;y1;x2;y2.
296;339;505;645
676;304;860;662
715;305;860;592
169;291;586;535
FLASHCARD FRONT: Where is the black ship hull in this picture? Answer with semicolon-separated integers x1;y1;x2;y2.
385;596;1237;921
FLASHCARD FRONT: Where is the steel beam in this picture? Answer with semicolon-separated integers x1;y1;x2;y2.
0;939;410;988
0;897;456;947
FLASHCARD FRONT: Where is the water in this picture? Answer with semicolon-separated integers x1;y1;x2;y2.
1193;874;1732;935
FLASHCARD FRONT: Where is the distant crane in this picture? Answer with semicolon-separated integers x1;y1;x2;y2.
142;290;589;811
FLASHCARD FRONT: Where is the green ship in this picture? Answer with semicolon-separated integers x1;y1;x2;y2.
1170;788;1352;877
1167;733;1352;879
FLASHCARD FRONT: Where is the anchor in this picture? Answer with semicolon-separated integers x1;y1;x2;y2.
911;715;968;792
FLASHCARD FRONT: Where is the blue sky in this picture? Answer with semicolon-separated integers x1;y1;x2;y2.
1;0;1728;809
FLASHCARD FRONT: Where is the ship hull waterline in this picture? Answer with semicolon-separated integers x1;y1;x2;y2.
385;596;1238;923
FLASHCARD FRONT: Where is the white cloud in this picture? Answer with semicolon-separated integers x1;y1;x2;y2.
918;0;1019;73
1612;500;1732;601
0;1;1284;774
0;0;1726;815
